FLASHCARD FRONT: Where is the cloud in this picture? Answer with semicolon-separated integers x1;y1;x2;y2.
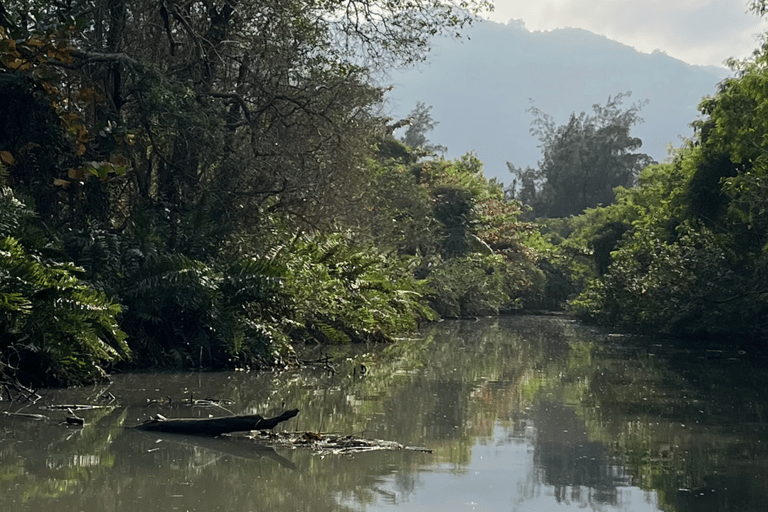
486;0;768;66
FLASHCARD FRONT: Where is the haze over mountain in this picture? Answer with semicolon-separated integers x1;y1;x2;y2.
382;19;730;186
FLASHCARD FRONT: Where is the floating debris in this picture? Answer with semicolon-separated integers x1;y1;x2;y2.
188;398;236;408
1;411;48;421
42;404;113;411
145;396;236;408
247;430;432;455
64;415;85;426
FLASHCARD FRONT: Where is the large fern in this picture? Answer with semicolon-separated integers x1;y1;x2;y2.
1;188;129;386
114;250;290;369
0;186;31;238
56;217;294;370
277;232;436;345
0;236;128;387
215;257;290;366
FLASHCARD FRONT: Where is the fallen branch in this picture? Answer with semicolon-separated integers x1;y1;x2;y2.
133;409;299;436
0;372;41;404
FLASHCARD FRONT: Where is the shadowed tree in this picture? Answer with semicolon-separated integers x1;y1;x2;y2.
507;93;655;218
400;101;448;157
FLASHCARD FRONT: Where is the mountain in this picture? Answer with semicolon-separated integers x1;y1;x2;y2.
382;19;729;185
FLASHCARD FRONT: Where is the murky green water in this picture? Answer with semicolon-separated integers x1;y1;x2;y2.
2;316;767;512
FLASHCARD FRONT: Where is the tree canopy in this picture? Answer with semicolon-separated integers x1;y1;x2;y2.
550;50;768;338
0;0;492;234
507;93;655;218
0;0;558;388
399;101;448;156
11;0;768;387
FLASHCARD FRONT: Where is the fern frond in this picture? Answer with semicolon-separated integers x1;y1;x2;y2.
0;235;129;386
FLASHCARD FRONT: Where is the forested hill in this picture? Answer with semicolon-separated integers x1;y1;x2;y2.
385;19;728;184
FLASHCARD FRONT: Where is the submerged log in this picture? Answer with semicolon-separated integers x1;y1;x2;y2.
134;409;299;436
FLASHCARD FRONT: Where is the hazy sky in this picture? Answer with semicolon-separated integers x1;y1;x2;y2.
485;0;768;67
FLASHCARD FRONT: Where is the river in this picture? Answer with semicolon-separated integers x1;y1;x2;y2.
1;315;767;512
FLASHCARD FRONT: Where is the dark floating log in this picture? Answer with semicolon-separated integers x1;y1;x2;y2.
134;409;299;436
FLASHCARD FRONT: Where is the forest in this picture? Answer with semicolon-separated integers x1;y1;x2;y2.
1;0;767;388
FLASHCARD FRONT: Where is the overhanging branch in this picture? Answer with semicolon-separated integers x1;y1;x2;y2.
71;49;139;66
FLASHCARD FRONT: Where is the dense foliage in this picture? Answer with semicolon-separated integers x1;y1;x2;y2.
495;5;768;343
507;93;654;218
0;0;551;387
0;188;129;386
542;50;768;340
368;146;541;317
7;0;767;387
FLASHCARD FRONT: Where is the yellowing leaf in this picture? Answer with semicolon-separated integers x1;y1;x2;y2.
0;151;15;165
53;178;70;187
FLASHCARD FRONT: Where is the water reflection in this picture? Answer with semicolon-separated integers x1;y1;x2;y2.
1;316;767;511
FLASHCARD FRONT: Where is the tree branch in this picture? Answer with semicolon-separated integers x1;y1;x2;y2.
70;49;139;66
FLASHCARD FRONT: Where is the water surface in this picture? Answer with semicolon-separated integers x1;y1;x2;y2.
2;316;767;511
